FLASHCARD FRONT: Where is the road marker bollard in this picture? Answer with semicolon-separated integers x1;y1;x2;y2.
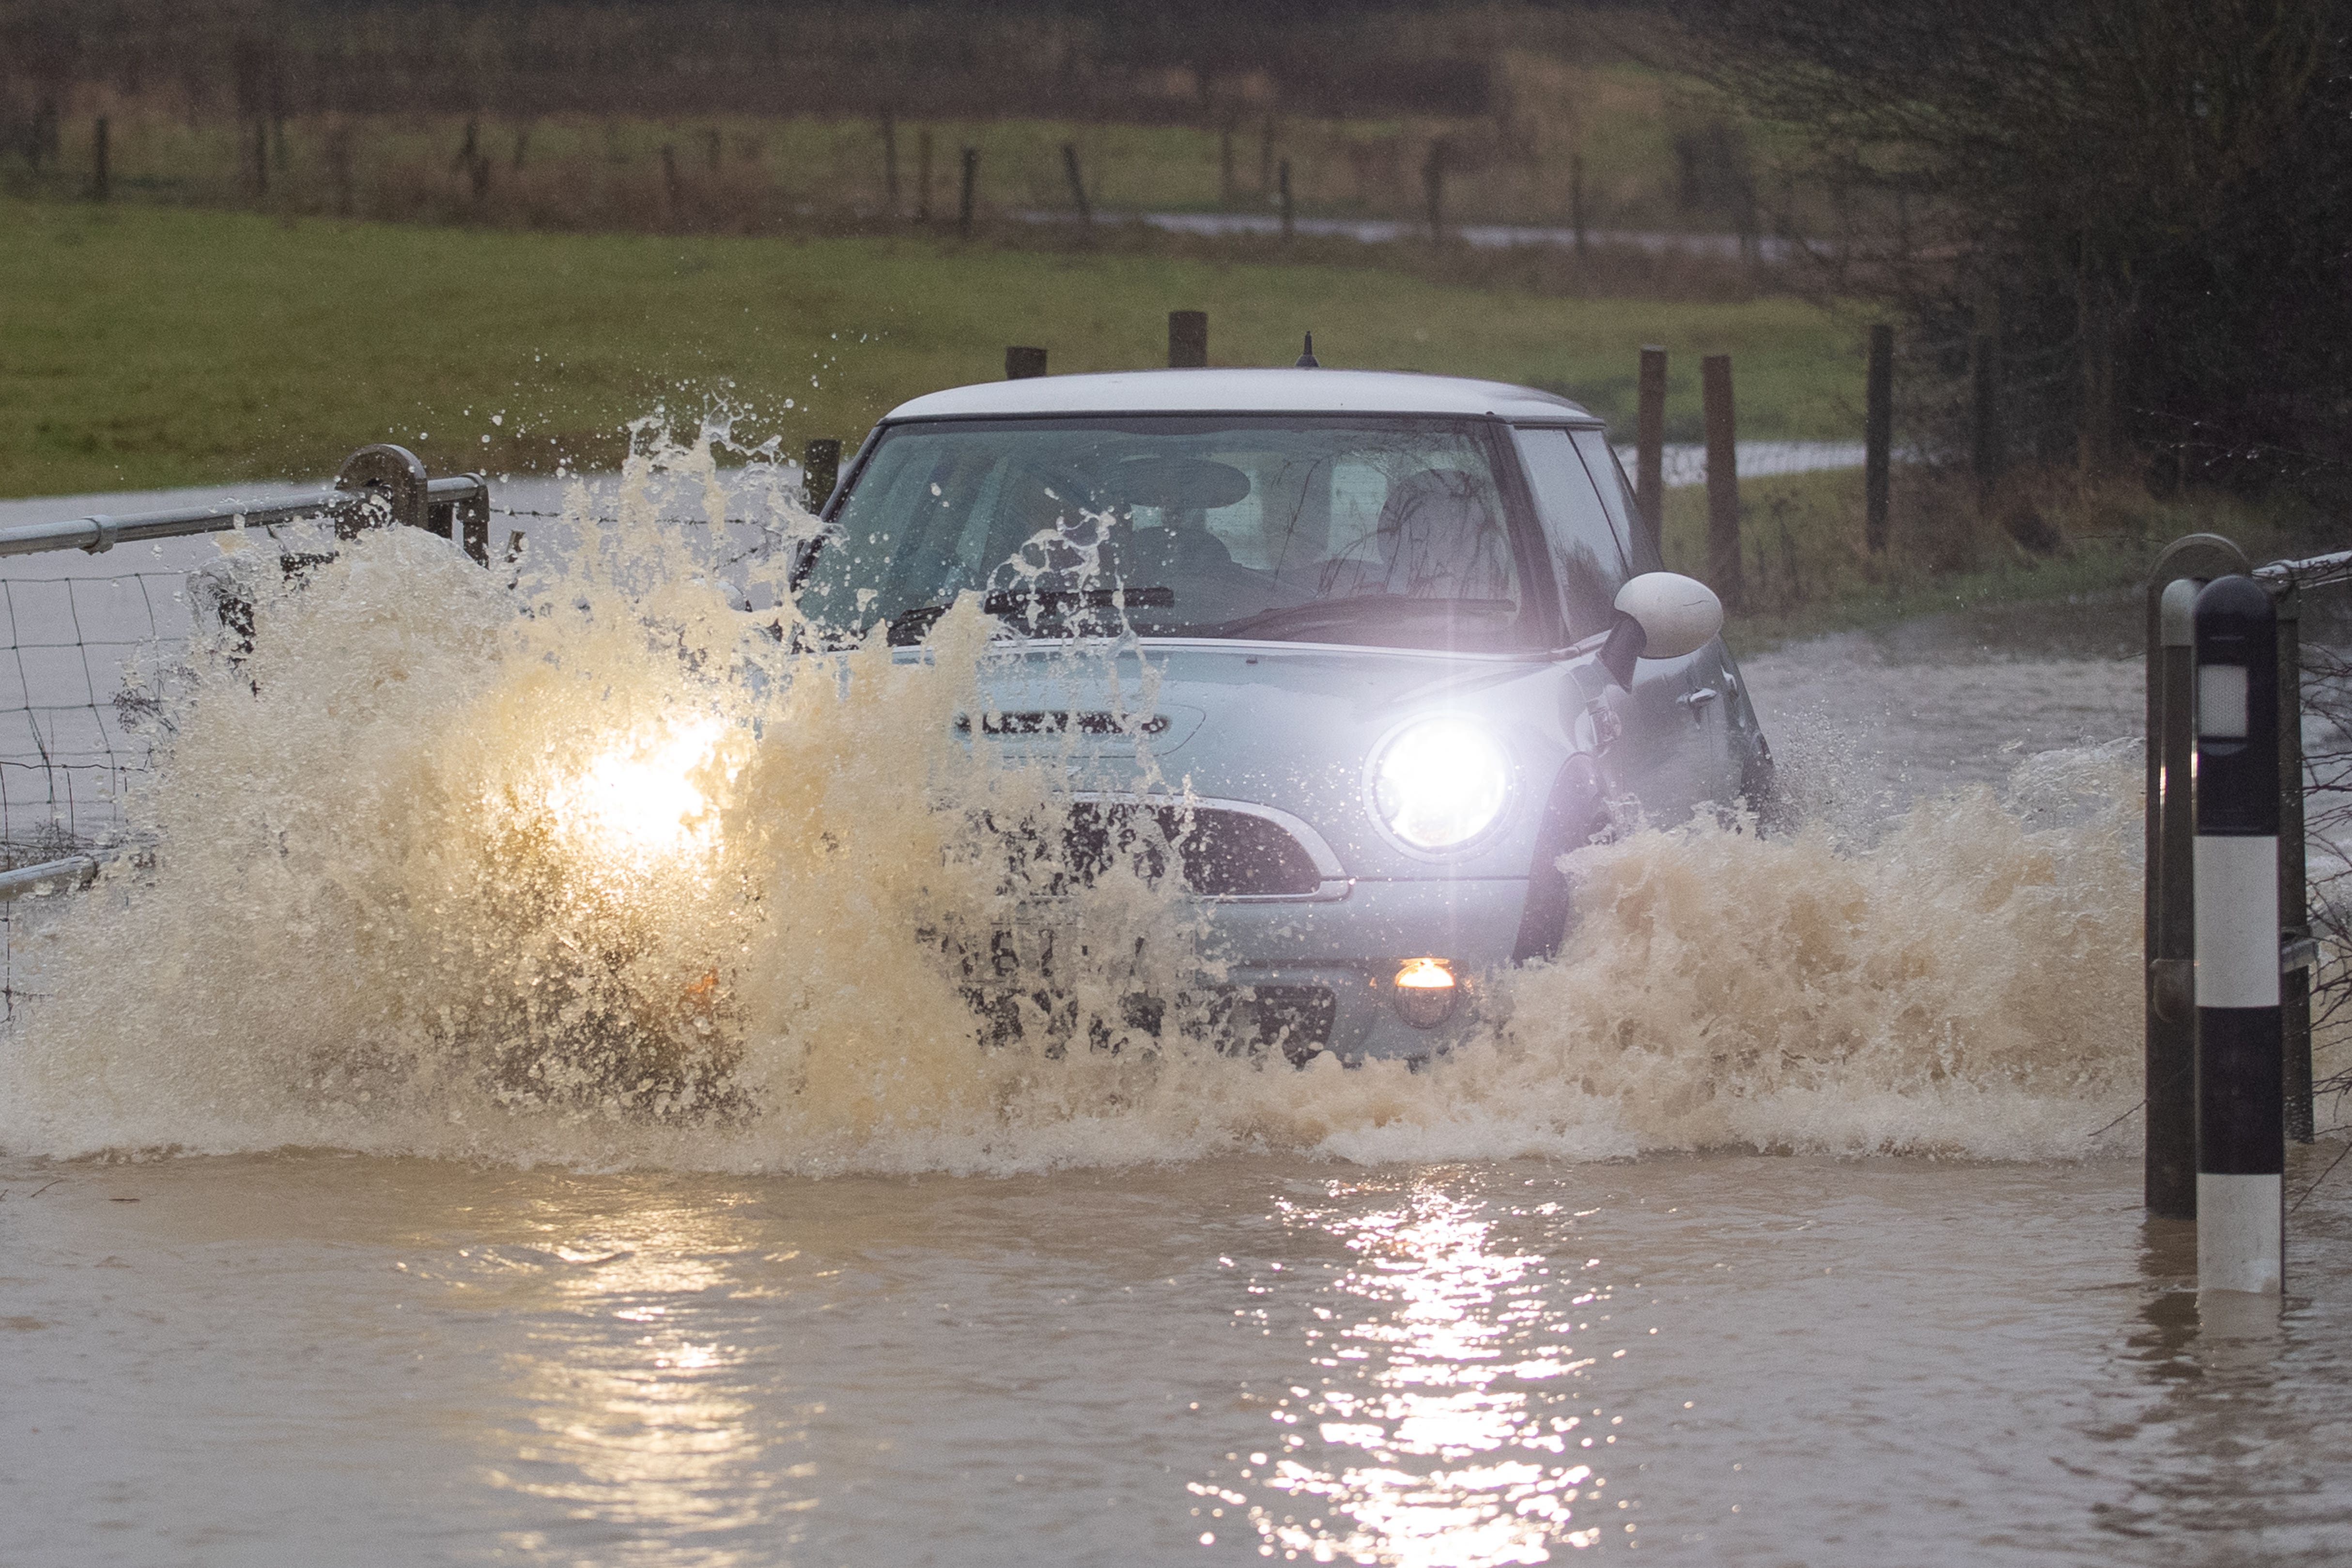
2193;574;2284;1295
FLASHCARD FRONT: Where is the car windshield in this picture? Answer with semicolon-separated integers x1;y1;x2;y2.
797;416;1553;651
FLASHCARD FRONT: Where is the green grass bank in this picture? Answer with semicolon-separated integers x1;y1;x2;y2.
0;197;1857;497
1667;466;2335;650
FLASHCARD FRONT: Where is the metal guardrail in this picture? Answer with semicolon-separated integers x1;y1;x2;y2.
2255;548;2352;594
0;444;492;563
0;442;492;910
0;855;99;903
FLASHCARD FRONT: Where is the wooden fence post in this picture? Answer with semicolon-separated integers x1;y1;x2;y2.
1702;353;1743;611
1169;310;1208;369
1971;328;2004;503
916;127;933;222
959;146;978;237
803;438;841;514
1006;345;1047;379
1865;323;1893;553
1422;140;1445;241
882;116;898;213
1220;128;1235;206
1062;142;1091;225
91;116;108;203
1278;159;1295;238
327;125;355;216
26;98;52;171
1636;345;1666;559
1569;153;1588;256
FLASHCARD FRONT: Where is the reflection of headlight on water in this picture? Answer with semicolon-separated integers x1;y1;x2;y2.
549;720;726;861
1372;718;1511;851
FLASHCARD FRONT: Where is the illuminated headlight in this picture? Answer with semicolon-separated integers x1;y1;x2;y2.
1370;717;1511;851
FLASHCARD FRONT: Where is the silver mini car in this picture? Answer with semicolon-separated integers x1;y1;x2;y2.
796;367;1772;1062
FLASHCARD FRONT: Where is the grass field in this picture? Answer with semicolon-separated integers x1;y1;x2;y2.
1659;464;2331;647
0;197;1862;498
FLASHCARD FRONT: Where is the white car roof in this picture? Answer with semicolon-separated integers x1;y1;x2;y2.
881;368;1598;425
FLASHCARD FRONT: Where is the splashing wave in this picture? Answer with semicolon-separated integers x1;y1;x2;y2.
0;426;2143;1173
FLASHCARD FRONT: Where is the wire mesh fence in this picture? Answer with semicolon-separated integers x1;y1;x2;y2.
2295;628;2352;1119
0;568;187;862
0;450;495;1024
0;560;196;1023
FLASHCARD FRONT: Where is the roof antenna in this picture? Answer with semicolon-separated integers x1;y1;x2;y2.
1295;332;1319;369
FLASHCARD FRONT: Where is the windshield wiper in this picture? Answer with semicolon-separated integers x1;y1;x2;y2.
882;586;1177;645
1195;594;1516;643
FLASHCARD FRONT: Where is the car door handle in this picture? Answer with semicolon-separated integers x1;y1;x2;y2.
1678;686;1720;714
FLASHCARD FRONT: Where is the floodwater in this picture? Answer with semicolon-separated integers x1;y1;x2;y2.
3;457;2350;1566
6;1152;2347;1568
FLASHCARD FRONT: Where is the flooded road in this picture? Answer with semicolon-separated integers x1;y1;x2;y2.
5;1150;2348;1566
2;486;2349;1565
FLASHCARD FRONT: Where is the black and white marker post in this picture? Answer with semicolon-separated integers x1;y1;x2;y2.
2193;575;2285;1296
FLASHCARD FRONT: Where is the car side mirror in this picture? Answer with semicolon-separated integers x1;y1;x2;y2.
1598;572;1724;690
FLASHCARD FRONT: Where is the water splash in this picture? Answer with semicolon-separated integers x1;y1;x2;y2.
0;423;2144;1173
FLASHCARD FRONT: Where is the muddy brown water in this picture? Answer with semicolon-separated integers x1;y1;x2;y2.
4;530;2350;1566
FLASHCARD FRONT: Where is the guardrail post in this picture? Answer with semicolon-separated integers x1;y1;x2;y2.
1278;159;1295;239
2145;533;2247;1218
2193;574;2285;1295
335;444;430;536
959;146;978;237
803;438;841;515
455;471;490;563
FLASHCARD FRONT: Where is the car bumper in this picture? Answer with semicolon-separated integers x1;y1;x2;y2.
1203;876;1529;1062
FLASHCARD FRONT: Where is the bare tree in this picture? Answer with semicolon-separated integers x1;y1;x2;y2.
1655;0;2352;496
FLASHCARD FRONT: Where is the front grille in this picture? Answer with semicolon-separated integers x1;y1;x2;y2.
1222;985;1339;1064
952;955;1337;1066
1062;803;1324;898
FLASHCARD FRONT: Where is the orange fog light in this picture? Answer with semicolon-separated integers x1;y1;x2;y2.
1392;958;1458;1029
